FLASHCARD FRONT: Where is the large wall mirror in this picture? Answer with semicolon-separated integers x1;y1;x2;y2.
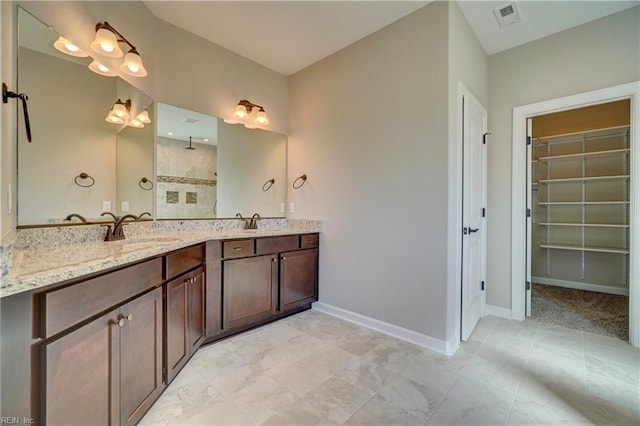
17;7;154;226
156;103;287;220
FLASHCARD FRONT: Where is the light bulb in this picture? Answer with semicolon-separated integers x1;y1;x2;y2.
88;60;117;77
128;119;144;128
53;36;89;58
233;104;248;119
91;27;123;58
120;51;147;77
255;108;269;125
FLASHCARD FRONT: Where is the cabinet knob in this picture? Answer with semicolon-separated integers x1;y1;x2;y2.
233;247;244;251
118;318;125;327
282;257;287;261
126;313;133;321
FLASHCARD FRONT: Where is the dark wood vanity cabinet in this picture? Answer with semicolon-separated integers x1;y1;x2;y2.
165;245;206;383
165;266;205;383
222;254;278;331
281;248;319;312
42;286;163;426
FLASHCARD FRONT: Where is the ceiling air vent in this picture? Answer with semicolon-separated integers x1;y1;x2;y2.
493;2;522;28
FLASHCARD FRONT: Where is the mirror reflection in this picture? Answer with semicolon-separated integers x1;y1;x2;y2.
17;7;154;226
156;103;287;219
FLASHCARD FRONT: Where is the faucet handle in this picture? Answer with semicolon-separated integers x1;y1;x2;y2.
101;224;113;242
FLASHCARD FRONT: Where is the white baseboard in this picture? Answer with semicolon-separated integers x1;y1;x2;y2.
312;302;457;355
485;304;512;319
532;276;629;296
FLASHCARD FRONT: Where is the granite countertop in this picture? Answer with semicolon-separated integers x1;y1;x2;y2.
1;219;321;299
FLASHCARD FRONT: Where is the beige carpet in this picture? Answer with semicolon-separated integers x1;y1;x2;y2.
531;283;628;341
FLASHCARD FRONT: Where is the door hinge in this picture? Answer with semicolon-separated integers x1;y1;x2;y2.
481;280;485;291
526;208;531;218
482;207;486;218
526;136;531;146
483;132;491;145
526;281;531;291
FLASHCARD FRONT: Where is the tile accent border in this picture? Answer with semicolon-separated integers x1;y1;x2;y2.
485;304;512;319
312;301;456;356
157;175;217;187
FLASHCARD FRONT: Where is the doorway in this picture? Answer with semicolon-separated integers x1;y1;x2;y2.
527;100;631;340
511;81;640;347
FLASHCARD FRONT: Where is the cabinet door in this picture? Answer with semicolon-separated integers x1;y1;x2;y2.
188;268;206;352
43;310;119;426
119;287;163;426
223;255;277;331
281;249;319;312
165;275;188;384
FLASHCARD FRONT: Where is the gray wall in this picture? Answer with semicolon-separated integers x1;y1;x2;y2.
487;7;640;309
289;2;456;340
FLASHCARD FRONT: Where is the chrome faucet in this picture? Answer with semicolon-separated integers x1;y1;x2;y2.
248;213;261;230
100;212;139;241
64;213;87;223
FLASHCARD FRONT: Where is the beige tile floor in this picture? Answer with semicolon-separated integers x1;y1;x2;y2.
140;310;640;426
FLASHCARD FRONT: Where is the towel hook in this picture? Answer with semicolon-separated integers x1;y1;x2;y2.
2;82;31;142
74;172;95;188
139;177;153;190
262;178;275;191
292;174;307;189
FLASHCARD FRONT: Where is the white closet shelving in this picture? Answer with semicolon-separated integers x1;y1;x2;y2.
531;125;630;292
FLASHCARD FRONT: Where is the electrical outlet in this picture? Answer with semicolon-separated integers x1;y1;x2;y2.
102;201;111;212
121;201;130;212
280;202;285;214
289;202;295;214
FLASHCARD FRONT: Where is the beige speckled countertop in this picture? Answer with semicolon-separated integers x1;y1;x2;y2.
1;219;321;299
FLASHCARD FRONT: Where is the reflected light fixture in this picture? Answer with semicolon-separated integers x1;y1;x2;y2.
89;59;117;77
128;119;144;128
136;109;151;124
53;36;88;57
105;98;131;124
230;99;269;127
90;22;147;77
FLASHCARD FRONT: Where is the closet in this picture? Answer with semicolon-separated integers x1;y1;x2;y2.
529;100;631;338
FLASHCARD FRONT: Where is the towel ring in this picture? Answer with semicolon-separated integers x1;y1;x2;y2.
292;174;307;189
262;178;275;191
139;177;153;190
74;172;95;188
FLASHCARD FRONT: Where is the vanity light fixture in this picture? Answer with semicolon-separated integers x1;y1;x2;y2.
53;36;88;58
128;119;144;128
90;22;147;77
231;99;269;127
136;109;151;124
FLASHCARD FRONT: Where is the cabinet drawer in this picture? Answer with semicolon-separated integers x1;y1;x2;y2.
39;258;163;338
300;233;319;249
166;244;205;280
223;239;254;258
256;236;298;255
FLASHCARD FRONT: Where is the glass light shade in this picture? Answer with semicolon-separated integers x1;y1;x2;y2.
128;119;144;128
88;60;117;77
105;110;124;124
233;104;248;119
136;110;151;123
120;51;147;77
223;118;238;124
91;28;123;57
112;102;130;119
244;124;257;129
255;109;269;125
53;36;88;58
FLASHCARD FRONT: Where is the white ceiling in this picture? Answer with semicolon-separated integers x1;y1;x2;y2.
144;1;639;76
157;103;219;146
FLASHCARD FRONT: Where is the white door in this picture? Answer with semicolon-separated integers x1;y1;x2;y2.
461;91;488;341
525;118;533;317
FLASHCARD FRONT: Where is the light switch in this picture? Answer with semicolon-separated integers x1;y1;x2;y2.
289;202;295;214
121;201;130;212
102;201;111;212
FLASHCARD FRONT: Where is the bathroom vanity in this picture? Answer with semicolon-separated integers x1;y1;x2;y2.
1;228;319;425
